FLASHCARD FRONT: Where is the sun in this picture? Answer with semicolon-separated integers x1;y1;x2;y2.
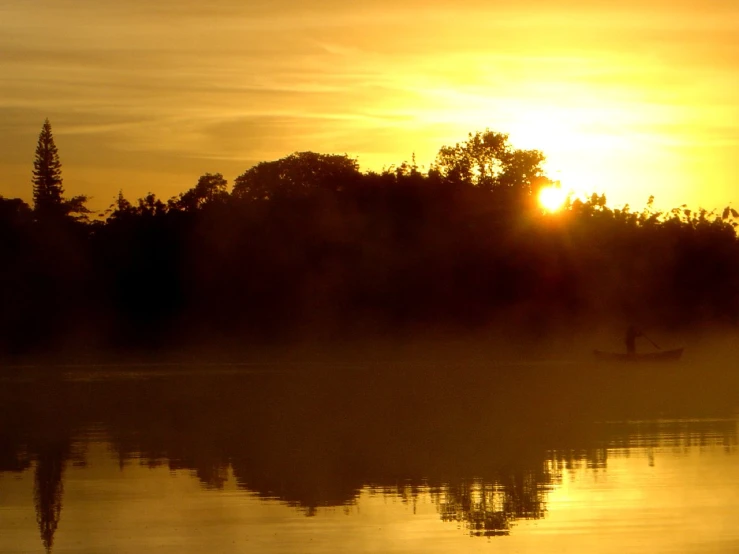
538;184;567;212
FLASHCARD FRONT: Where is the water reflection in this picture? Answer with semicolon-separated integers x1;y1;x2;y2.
1;361;738;552
33;441;68;553
436;475;551;537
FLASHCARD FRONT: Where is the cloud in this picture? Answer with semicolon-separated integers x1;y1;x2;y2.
1;0;739;209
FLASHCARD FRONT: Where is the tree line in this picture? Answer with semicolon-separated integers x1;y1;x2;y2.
1;119;738;358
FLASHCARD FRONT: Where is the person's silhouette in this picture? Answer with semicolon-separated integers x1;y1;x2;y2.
625;325;642;355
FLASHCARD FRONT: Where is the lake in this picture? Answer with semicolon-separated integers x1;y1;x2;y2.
1;357;738;553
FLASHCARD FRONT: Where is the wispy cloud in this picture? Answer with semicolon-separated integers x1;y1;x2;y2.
1;0;739;208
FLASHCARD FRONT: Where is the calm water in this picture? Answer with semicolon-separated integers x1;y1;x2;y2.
1;359;739;553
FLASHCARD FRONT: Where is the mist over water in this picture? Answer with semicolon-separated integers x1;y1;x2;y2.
2;352;739;553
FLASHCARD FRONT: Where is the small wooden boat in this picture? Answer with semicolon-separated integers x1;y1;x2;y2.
593;348;684;362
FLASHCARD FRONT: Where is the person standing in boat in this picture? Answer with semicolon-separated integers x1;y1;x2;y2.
625;325;642;355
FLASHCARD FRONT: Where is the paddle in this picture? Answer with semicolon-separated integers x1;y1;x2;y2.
641;332;662;350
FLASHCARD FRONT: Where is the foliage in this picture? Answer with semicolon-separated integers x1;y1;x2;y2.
32;119;65;218
232;152;360;201
170;173;229;212
1;126;739;356
31;119;90;221
433;130;549;200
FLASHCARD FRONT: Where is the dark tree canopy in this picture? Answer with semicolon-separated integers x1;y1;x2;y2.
434;130;548;200
232;152;360;201
171;173;229;212
1;125;738;358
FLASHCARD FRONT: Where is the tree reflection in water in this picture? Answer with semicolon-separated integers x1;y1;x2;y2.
436;473;552;537
0;361;738;552
33;442;67;553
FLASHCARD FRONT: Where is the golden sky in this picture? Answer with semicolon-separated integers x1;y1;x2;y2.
1;0;738;211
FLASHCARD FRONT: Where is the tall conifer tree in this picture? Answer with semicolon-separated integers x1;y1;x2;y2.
32;118;65;218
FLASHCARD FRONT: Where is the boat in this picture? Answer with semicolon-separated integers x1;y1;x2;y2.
593;348;684;362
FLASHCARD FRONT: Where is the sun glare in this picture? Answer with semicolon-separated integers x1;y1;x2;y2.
538;185;567;212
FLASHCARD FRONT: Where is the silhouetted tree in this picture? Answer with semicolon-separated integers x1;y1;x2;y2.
105;190;134;220
433;129;548;201
31;119;90;222
232;152;360;201
3;123;739;357
32;119;65;219
171;173;229;212
135;192;168;217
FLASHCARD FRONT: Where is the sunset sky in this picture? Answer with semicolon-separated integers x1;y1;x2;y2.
2;0;738;212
